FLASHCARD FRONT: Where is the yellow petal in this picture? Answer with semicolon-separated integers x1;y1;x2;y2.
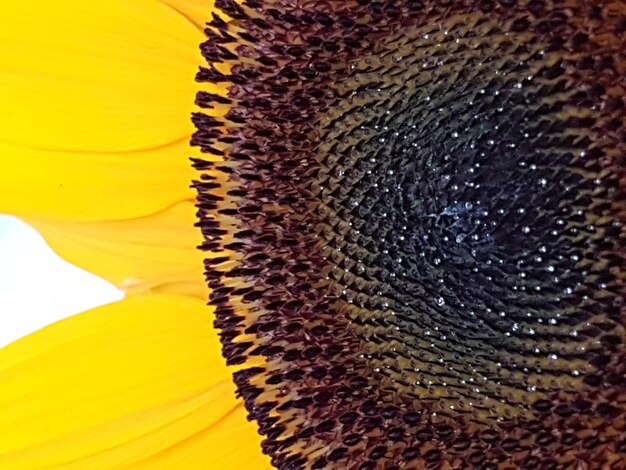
0;140;196;222
132;403;272;470
0;0;204;152
0;295;269;469
25;200;207;298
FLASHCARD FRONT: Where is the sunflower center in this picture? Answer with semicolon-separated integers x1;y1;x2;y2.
193;1;626;468
315;15;623;419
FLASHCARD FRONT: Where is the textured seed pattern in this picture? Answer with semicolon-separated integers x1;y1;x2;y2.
192;0;626;468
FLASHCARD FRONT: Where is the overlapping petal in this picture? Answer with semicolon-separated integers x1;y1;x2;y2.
0;0;223;295
0;295;270;469
25;201;207;298
161;0;217;29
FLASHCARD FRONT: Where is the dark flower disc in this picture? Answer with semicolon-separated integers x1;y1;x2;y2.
192;0;626;468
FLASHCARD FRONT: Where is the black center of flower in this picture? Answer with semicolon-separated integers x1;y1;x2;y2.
193;1;626;468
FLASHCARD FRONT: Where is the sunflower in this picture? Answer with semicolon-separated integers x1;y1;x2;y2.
2;0;626;469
